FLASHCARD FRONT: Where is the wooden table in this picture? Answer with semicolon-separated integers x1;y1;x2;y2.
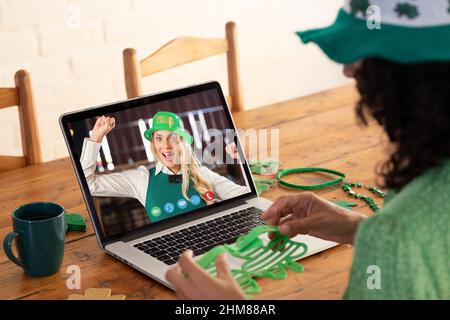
0;85;387;300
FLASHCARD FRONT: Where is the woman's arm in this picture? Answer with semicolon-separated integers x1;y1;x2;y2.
79;116;148;204
262;192;367;245
80;138;147;201
344;214;404;299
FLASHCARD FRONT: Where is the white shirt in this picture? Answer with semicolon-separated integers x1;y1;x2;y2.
80;138;249;207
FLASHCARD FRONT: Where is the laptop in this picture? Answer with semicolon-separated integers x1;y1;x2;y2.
59;81;337;289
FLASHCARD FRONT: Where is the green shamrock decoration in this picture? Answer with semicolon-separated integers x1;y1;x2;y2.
249;159;280;175
254;178;276;195
350;0;371;17
395;3;419;19
197;225;308;295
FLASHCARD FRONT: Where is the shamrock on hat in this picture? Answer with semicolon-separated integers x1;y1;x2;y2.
394;3;419;19
350;0;371;17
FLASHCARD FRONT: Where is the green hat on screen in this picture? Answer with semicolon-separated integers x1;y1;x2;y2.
296;0;450;64
144;111;193;144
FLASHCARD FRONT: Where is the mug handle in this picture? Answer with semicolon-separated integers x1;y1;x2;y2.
3;232;24;268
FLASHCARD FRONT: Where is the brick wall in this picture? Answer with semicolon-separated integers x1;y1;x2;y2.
0;0;350;162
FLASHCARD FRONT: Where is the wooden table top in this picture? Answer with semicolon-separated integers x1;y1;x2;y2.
0;84;387;300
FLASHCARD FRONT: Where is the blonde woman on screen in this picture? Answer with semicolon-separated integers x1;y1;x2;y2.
80;111;248;222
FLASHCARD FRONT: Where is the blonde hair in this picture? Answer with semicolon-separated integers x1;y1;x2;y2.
150;133;213;205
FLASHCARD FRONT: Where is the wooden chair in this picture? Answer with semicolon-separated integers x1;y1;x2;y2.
0;70;42;172
123;21;244;112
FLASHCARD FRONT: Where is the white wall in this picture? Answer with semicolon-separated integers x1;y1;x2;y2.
0;0;350;162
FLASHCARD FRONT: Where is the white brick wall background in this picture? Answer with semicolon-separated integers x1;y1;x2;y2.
0;0;351;162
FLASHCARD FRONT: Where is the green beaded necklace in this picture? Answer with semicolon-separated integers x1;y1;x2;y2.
249;162;386;213
276;167;386;213
341;181;386;213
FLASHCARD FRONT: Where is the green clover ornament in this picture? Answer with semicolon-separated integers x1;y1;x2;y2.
197;225;308;295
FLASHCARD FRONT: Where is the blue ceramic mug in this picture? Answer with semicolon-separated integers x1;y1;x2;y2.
3;202;66;277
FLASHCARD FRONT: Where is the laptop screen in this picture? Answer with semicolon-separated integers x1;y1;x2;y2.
62;83;254;240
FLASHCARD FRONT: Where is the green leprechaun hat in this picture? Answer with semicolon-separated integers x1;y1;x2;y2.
296;0;450;64
144;111;193;144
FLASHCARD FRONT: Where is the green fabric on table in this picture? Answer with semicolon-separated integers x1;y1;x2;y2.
344;160;450;299
250;159;279;195
249;160;280;175
254;178;276;195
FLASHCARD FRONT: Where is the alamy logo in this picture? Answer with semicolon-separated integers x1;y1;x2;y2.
366;5;381;30
366;265;381;290
65;5;81;30
66;265;81;290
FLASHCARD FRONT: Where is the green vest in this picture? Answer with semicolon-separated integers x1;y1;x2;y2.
145;167;206;222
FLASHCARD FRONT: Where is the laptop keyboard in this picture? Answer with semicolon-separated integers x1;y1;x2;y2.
132;206;265;265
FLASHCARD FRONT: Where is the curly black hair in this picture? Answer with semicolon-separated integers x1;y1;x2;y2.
355;58;450;190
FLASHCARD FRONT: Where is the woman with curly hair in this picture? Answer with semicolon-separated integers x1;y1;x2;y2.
165;0;449;300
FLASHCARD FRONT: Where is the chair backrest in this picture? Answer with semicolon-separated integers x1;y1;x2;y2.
123;21;244;112
0;70;42;172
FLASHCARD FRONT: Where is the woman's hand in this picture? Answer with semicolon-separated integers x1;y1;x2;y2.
262;192;367;244
165;250;247;300
90;116;115;143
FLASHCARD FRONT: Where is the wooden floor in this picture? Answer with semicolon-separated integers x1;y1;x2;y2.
0;84;388;299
